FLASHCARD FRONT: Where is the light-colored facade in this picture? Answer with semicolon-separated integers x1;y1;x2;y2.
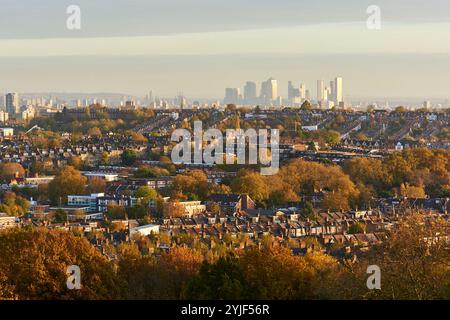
299;84;306;100
260;77;278;102
0;127;14;137
317;80;324;101
335;77;343;105
0;214;17;229
130;224;160;237
83;172;119;182
0;110;8;123
180;201;207;217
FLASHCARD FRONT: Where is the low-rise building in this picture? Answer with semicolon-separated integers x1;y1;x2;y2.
0;128;14;137
130;224;160;237
0;213;18;229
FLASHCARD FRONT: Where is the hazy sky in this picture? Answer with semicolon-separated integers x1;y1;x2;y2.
1;0;450;99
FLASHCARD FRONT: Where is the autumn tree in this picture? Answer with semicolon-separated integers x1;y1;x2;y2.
68;156;84;170
276;159;359;211
130;132;148;143
86;177;107;194
155;247;203;299
48;166;87;205
67;156;84;170
0;192;30;217
105;204;127;220
382;148;449;197
0;228;119;299
0;163;25;182
116;243;157;299
266;174;300;207
185;247;341;300
399;183;427;199
171;170;209;200
342;157;391;197
340;214;450;300
87;126;102;137
322;173;360;211
300;100;313;110
230;170;269;205
163;201;185;218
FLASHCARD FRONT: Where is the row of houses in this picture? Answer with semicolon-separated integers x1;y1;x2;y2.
156;208;393;239
0;135;147;170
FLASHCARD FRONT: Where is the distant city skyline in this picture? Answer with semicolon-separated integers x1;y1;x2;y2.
2;89;448;111
1;1;450;100
1;53;449;101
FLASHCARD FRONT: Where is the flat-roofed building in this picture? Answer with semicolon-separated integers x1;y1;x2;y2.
0;213;18;229
0;127;14;137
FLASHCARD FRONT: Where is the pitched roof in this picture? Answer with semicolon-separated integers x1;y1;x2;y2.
208;194;241;203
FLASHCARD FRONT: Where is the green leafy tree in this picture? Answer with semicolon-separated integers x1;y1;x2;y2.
121;149;138;166
53;209;68;223
183;256;247;299
300;100;313;110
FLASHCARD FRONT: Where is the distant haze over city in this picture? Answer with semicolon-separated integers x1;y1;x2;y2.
1;0;449;101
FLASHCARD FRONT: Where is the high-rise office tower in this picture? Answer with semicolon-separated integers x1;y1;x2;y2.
305;90;311;101
323;88;328;101
177;93;187;109
146;91;153;104
244;81;257;105
270;78;278;100
330;81;335;102
224;88;240;105
260;77;278;103
335;77;343;105
5;93;19;115
300;84;306;100
288;81;301;104
423;101;431;109
288;81;294;102
317;80;324;101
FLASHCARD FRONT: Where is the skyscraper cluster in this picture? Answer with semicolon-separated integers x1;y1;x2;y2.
225;76;343;108
316;77;344;109
225;77;281;106
288;81;309;105
1;93;39;122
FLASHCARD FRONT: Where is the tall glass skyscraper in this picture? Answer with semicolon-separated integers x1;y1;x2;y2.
5;93;19;115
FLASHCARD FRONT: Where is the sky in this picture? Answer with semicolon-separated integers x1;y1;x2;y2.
1;0;450;100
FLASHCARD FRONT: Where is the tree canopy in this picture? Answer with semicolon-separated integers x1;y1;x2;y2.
48;166;87;205
0;228;119;300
